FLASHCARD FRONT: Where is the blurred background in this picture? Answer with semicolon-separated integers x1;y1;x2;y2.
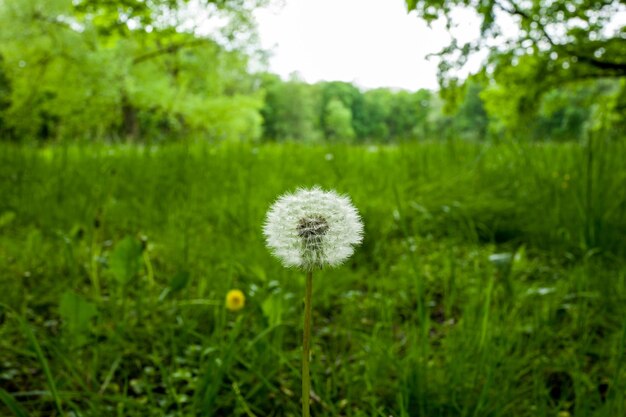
0;0;625;416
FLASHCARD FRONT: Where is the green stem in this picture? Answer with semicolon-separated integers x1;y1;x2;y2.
90;233;101;299
302;270;313;417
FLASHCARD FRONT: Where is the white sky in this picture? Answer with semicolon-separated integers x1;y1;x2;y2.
253;0;482;91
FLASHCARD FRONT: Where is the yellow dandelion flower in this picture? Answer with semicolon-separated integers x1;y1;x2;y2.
226;289;245;312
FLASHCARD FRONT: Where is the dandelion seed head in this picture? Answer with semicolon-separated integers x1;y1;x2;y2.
263;186;364;271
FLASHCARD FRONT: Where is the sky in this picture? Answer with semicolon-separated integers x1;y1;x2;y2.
253;0;482;91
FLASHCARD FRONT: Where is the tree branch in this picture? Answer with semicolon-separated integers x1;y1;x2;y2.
495;0;626;76
574;56;626;74
132;39;210;64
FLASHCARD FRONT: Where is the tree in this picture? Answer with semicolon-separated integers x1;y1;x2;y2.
362;89;393;140
0;0;267;141
319;82;366;139
72;0;267;44
406;0;626;85
535;86;592;141
260;74;322;141
387;90;432;140
452;78;489;140
405;0;626;137
324;98;355;141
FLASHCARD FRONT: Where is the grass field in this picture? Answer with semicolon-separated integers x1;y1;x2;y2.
1;140;625;417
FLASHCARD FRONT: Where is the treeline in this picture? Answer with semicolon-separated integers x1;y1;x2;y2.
0;0;266;143
0;0;624;144
260;75;431;142
259;75;625;143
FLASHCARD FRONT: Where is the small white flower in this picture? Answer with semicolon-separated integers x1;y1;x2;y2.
263;186;364;270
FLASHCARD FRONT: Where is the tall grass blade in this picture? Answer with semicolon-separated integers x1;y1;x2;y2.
16;315;65;416
0;389;29;417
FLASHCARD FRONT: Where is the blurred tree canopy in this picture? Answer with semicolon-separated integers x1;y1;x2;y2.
258;77;434;143
0;0;623;143
260;74;322;142
406;0;626;139
0;0;266;141
405;0;626;83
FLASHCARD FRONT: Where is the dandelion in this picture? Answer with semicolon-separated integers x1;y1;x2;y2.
263;186;363;417
225;289;245;312
263;186;363;271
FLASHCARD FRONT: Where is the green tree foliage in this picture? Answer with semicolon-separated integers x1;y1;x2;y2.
324;98;356;142
0;0;120;139
405;0;626;138
260;74;322;141
1;0;615;143
319;81;367;139
387;89;431;140
259;77;435;142
452;80;489;140
73;0;266;46
481;65;623;140
362;88;433;141
0;0;266;141
122;29;263;141
586;78;626;139
406;0;626;84
362;89;393;139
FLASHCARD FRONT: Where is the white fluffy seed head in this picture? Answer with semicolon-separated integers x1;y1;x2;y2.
263;186;364;271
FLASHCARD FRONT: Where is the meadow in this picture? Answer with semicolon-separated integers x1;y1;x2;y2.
1;139;625;417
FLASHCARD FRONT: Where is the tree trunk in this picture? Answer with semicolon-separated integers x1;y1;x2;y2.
121;94;139;140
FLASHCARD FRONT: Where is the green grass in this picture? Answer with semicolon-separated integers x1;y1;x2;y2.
0;139;625;416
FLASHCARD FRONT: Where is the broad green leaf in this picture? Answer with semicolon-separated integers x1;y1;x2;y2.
261;293;283;328
169;270;190;293
249;265;267;282
0;211;16;229
59;291;97;346
109;236;143;284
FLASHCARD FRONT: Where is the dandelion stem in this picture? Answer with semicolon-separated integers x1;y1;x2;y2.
302;270;313;417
